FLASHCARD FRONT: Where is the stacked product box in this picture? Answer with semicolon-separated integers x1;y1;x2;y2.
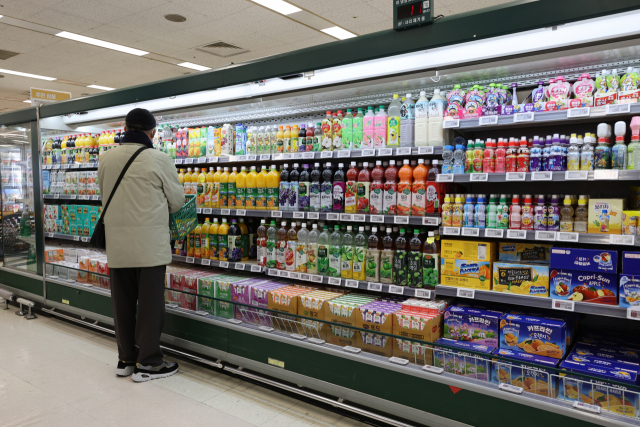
443;306;502;347
47;171;99;196
246;281;289;326
620;252;640;308
167;269;209;310
440;240;497;290
355;301;402;357
493;242;552;298
499;314;567;359
194;270;227;314
213;273;250;318
491;349;559;397
78;253;109;289
44;204;100;237
164;264;188;305
433;338;494;382
298;290;343;340
324;294;378;347
392;298;447;365
268;285;313;333
550;247;618;304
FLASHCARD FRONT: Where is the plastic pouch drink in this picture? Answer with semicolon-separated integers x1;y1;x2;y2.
383;160;398;215
370;161;384;215
357;162;371;214
396;160;413;216
374;106;388;148
345;162;359;213
411;159;427;216
363;107;375;148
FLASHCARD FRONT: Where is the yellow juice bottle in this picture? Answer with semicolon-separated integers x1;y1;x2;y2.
201;218;211;259
228;167;238;207
283;125;291;153
266;164;280;210
212;167;221;208
205;167;214;207
178;168;185;187
218;218;229;260
219;167;229;207
184;168;193;195
276;126;284;153
193;222;202;258
291;125;299;153
193;127;201;157
246;166;257;210
109;130;115;145
236;166;247;208
188;128;195;158
256;166;268;209
187;229;195;257
238;218;249;260
209;218;219;260
197;167;206;207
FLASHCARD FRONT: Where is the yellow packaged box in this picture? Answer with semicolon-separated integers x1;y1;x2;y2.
441;240;497;261
622;210;640;235
492;262;550;297
441;258;492;281
587;199;624;234
498;242;551;262
441;274;492;290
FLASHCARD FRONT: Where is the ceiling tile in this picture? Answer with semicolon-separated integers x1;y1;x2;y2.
49;0;134;24
26;8;103;33
0;0;42;19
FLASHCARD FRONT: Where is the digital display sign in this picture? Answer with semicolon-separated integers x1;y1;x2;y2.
393;0;434;30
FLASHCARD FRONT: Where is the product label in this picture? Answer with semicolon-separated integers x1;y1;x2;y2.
396;182;412;216
317;244;329;274
369;182;384;215
295;243;307;272
228;235;242;262
383;183;397;215
394;250;407;286
219;183;228;207
256;187;267;209
341;245;353;278
246;187;256;209
267;187;279;210
422;253;439;287
329;245;341;277
387;117;400;146
209;233;218;260
299;182;309;210
356;182;371;213
276;240;287;269
257;237;267;266
345;181;357;213
374;116;387;147
310;183;321;211
411;182;426;216
284;241;296;271
289;182;299;210
407;250;422;287
320;183;333;212
218;234;228;261
211;183;219;206
228;182;237;207
366;249;380;282
235;188;245;208
279;182;289;210
333;182;345;211
306;243;318;273
380;250;394;283
352;246;366;280
276;138;284;153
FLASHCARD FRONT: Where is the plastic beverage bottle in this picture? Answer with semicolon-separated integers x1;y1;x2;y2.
256;220;267;266
374;106;388;148
178;168;185;187
344;162;359;213
342;110;353;150
474;194;486;228
245;166;257;210
506;138;518;172
352;108;364;150
275;221;288;270
414;91;429;146
291;124;300;153
462;194;475;227
517;137;530;172
567;134;580;171
332;163;345;212
533;195;546;230
211;167;222;208
628;117;640;169
236;167;247;208
546;195;560;231
219;167;229;207
451;194;464;227
205;167;215;208
574;196;589;233
184;168;193;194
289;163;300;211
612;121;628;169
495;139;507;173
453;141;466;174
305;224;319;274
370;161;384;215
442;145;454;174
320;162;333;212
312;123;321;152
238;218;250;260
529;137;542;172
595;123;611;169
397;160;413;216
208;218;219;260
218;218;229;261
465;141;475;173
411;159;428;216
509;195;522;229
363;107;375;148
266;165;280;210
441;194;452;226
357;162;371;214
281;125;290;153
329;225;342;277
559;196;575;231
227;167;238;207
201;218;211;259
321;111;333;151
340;226;354;279
483;140;496;173
387;95;402;147
295;223;308;272
366;227;381;282
298;164;310;211
520;195;534;230
255;166;268;210
580;133;595;171
193;222;202;258
393;229;408;286
226;220;242;262
279;164;290;211
310;163;321;211
428;89;446;146
400;93;415;147
496;194;509;229
539;136;549;171
550;134;564;171
472;140;484;173
317;225;330;275
275;126;284;153
332;112;343;150
406;230;423;287
486;194;497;228
380;228;395;284
383;160;398;215
305;124;314;153
422;232;439;288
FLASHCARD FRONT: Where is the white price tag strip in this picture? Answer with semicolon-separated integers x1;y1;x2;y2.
91;195;100;201
367;282;382;292
378;148;393;156
556;232;579;242
236;209;246;216
235;263;245;270
207;157;218;163
389;357;409;366
311;275;323;283
610;235;635;245
567;107;590;118
293;153;302;159
307;212;319;220
499;383;524;395
531;172;552;181
628;308;640;320
593;169;619;180
184;158;194;164
203;208;212;214
565;171;588;180
396;147;411;156
251;265;262;272
388;285;404;295
268;269;278;276
423;365;444;374
418;146;434;155
303;152;314;159
370;215;384;223
321;151;333;158
340;214;353;221
219;261;229;268
196;208;202;214
470;173;488;182
552;299;574;312
456;288;475;299
479;115;499;126
300;273;310;281
514;112;534;123
353;214;365;222
221;209;230;215
202;259;211;266
197;157;207;163
247;155;257;161
443;119;460;129
81;236;90;242
394;216;409;224
326;213;339;220
186;257;195;263
345;280;360;288
436;174;454;182
423;217;439;226
73;236;80;241
282;154;292;160
260;154;270;161
271;211;282;217
606;103;631;115
289;272;299;279
337;150;351;158
343;346;362;354
293;211;305;219
362;149;375;156
328;277;341;286
573;401;601;414
506;172;526;181
279;270;290;277
535;231;556;241
443;227;461;236
415;289;432;299
506;230;527;239
461;227;479;237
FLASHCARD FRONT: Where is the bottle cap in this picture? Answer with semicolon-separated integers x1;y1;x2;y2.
347;226;352;231
338;163;343;167
432;159;438;165
403;160;409;164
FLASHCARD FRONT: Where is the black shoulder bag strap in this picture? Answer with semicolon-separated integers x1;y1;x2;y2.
90;146;149;249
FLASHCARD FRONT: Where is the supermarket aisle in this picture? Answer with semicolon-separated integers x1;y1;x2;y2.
0;307;372;427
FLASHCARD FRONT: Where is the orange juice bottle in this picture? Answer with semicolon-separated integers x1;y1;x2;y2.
218;218;229;260
188;128;195;158
256;166;268;209
276;126;284;153
184;168;193;195
178;168;185;188
197;167;206;207
236;166;247;208
291;125;299;153
228;167;238;207
283;125;291;153
201;218;210;259
187;229;195;257
266;164;280;210
397;160;413;216
209;218;219;259
193;222;202;258
205;167;214;207
411;159;428;216
212;167;221;208
246;166;257;210
219;167;229;207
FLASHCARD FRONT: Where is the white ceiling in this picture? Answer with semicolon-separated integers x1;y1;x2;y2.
0;0;514;114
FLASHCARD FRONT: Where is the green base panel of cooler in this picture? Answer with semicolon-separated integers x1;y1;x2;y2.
0;268;43;299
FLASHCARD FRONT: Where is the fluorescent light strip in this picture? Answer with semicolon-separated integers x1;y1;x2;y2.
0;68;56;81
177;62;211;72
56;31;149;56
88;85;115;91
251;0;301;15
321;26;357;40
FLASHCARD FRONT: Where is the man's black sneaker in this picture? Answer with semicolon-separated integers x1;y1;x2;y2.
116;360;136;377
131;361;179;382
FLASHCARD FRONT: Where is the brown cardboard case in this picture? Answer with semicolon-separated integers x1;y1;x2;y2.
354;307;395;358
324;304;359;347
392;313;443;365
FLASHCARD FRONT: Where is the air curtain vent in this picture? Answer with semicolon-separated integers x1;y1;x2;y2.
196;41;249;58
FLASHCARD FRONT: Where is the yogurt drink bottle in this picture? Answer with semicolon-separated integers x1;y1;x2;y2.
428;89;446;146
400;93;415;147
414;91;429;146
387;95;402;147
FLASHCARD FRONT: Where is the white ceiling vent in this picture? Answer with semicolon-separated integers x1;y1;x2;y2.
0;49;20;60
195;41;249;58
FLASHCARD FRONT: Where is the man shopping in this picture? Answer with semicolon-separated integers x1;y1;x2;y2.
98;108;184;382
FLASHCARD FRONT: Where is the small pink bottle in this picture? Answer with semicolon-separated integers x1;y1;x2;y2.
495;139;507;173
509;194;522;229
483;139;496;173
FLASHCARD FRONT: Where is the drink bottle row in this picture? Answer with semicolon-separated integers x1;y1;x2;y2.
178;159;446;215
42;131;123;166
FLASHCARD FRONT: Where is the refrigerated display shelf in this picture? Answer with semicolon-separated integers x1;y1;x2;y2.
438;227;638;246
46;276;111;297
43;163;98;170
171;255;264;272
44;194;101;201
45;232;91;242
194;208;440;226
434;170;640;183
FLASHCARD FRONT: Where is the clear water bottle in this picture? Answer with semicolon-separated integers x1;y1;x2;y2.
441;145;454;174
452;138;466;174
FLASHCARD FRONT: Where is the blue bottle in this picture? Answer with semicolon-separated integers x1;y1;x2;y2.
542;135;551;171
475;194;486;228
453;144;466;174
462;194;475;227
549;134;563;171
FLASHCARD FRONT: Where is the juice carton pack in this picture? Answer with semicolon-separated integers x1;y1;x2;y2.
498;242;551;262
619;274;640;308
444;306;501;347
433;338;493;382
401;298;448;315
491;348;558;398
440;273;492;291
550;251;618;303
550;247;617;273
622;211;640;235
268;286;312;333
565;353;640;375
559;359;640;417
441;258;492;280
196;274;223;314
571;342;639;364
499;314;566;359
622;252;640;274
325;295;377;347
298;290;342;339
492;262;549;297
393;311;442;365
441;240;497;261
587;199;624;234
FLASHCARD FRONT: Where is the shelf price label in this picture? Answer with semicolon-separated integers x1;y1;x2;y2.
567;107;590;118
293;153;303;160
485;229;504;238
337;150;351;158
606;103;631;115
557;232;579;243
259;154;270;161
307;212;319;220
628;308;640;321
461;227;479;237
443;119;460;129
367;282;382;292
271;211;282;218
206;157;218;163
311;275;323;283
396;147;411;156
436;174;454;182
235;263;245;270
456;288;475;299
268;269;278;276
378;148;393;156
293;211;305;219
289;272;299;279
299;273;310;281
272;154;283;160
81;237;90;242
479;115;499;126
506;172;526;181
499;383;524;395
593;169;619;180
353;214;365;222
203;208;212;215
46;232;54;238
247;155;257;161
282;153;292;160
423;217;439;226
535;231;556;241
251;265;262;272
220;209;231;215
303;152;314;159
573;401;601;414
470;173;488;182
196;208;202;214
514;112;534;123
370;215;384;223
345;280;359;288
73;236;80;241
362;149;375;156
328;277;342;286
201;259;211;266
394;216;409;224
320;151;333;158
91;195;100;201
197;157;207;163
506;230;527;239
552;299;574;312
219;261;229;268
326;213;339;221
236;209;246;216
442;227;461;236
186;257;195;263
418;146;434;155
415;289;432;299
531;171;552;181
279;270;290;278
610;235;635;245
340;214;353;221
388;285;404;295
565;171;588;180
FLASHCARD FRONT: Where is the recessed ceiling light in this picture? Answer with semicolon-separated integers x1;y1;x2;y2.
0;68;56;81
250;0;301;15
88;84;115;91
23;100;31;103
321;26;357;40
56;31;149;56
177;62;211;71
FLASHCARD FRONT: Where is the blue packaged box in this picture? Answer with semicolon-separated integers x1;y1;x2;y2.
623;252;640;275
499;314;566;359
559;359;639;418
491;348;559;398
550;269;617;304
571;342;639;364
619;274;640;308
579;334;640;352
444;306;502;347
550;247;617;273
434;338;494;382
566;353;640;372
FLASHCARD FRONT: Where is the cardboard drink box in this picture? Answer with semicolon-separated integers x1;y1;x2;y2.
550;247;617;273
324;295;377;348
392;311;442;365
499;314;567;359
355;301;402;358
298;290;343;340
441;240;497;261
491;348;559;397
498;242;552;262
492;262;550;297
444;306;502;347
623;252;640;274
619;274;640;308
268;286;312;334
587;198;624;234
433;338;494;382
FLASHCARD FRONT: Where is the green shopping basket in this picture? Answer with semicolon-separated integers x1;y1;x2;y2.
169;194;198;241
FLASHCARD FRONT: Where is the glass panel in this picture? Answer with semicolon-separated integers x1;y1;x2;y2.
0;122;36;272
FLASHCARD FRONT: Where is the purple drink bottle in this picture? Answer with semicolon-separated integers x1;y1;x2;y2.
530;136;542;172
546;194;560;231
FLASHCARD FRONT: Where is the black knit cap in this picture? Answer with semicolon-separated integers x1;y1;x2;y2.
125;108;156;131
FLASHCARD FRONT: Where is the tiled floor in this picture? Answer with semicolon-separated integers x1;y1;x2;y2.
0;305;373;427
